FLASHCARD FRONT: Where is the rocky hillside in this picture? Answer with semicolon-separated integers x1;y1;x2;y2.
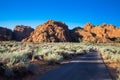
13;25;34;41
73;23;120;42
0;25;33;41
22;20;120;43
0;27;13;41
0;20;120;42
22;20;71;42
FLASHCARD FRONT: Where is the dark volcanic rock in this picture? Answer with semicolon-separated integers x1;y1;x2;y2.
0;27;13;41
13;25;34;41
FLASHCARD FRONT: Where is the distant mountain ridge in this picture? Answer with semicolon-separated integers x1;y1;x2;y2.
0;20;120;42
0;25;34;41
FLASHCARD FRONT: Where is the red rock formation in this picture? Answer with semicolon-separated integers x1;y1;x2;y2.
90;24;119;42
72;27;97;42
22;20;71;42
80;23;120;42
13;25;34;41
1;21;120;43
84;23;94;32
71;23;120;43
22;21;120;43
0;27;13;41
70;27;83;42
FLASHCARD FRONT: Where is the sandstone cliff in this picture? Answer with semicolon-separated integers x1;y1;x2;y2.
0;20;120;43
13;25;34;41
22;20;71;42
74;23;120;42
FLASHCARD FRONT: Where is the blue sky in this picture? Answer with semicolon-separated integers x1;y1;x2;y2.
0;0;120;30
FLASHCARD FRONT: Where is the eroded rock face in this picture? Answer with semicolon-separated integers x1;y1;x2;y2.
84;23;94;32
71;27;97;42
22;20;71;42
13;25;34;41
90;24;120;42
73;23;120;42
22;21;120;43
1;21;120;43
0;27;13;41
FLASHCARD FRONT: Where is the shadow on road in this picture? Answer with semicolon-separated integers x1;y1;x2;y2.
35;49;112;80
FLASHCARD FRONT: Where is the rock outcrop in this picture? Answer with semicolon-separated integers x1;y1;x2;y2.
70;27;83;42
73;23;120;42
22;20;71;42
0;20;120;43
0;27;13;41
84;23;94;32
13;25;34;41
71;27;97;42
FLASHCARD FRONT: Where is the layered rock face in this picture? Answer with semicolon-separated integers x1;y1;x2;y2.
74;23;120;42
0;27;13;41
13;25;34;41
22;20;71;42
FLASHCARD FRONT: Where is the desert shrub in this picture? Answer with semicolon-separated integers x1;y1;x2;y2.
0;41;99;78
117;68;120;80
114;37;120;43
0;50;36;78
93;46;119;63
61;52;72;59
118;75;120;80
44;52;63;65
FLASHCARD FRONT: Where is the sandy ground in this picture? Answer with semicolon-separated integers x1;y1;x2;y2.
104;60;120;79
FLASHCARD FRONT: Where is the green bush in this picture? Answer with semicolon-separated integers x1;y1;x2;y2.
44;53;63;65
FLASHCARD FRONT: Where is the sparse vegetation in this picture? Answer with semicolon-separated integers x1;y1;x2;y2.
93;44;120;80
0;41;120;80
0;42;90;79
115;37;120;43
